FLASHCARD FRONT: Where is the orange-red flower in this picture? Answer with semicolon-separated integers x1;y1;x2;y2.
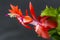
7;2;57;39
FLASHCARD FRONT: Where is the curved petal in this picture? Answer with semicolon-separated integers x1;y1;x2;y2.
29;2;37;20
16;17;32;30
34;25;50;39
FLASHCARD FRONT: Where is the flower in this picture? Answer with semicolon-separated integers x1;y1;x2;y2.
7;2;57;39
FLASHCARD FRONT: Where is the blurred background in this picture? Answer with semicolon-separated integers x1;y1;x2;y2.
0;0;60;40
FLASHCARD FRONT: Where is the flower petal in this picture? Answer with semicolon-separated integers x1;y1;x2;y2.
9;4;23;17
34;25;50;39
29;2;36;20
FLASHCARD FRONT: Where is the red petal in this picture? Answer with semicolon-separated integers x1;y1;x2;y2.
18;9;23;17
29;2;36;20
22;24;32;30
10;4;15;10
37;16;42;22
9;4;23;17
45;19;57;29
40;16;50;22
26;9;28;16
16;17;32;30
34;25;50;39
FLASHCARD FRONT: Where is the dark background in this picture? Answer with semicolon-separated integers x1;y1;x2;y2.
0;0;60;40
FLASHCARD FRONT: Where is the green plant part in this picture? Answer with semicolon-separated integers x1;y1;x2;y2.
56;14;60;35
41;6;58;17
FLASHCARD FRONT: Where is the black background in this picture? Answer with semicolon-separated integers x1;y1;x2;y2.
0;0;60;40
